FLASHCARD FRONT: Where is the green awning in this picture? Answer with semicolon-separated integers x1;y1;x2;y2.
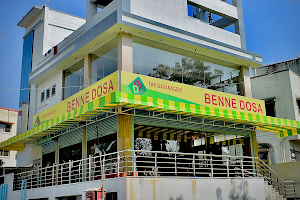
1;91;299;151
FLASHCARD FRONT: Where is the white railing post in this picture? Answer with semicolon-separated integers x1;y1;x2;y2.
37;167;40;188
226;158;229;177
89;155;92;181
30;170;33;189
52;165;54;186
241;159;244;178
175;154;177;176
210;157;213;177
155;153;158;176
60;165;63;185
193;155;195;177
103;155;105;178
117;153;120;177
69;160;71;184
133;152;137;175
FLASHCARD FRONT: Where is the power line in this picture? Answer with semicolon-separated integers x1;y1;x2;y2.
0;0;50;42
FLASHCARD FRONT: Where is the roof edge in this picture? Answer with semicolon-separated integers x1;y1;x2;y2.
17;5;43;28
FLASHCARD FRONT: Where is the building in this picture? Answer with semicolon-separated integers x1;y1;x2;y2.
252;57;300;197
17;5;86;134
0;0;299;199
0;107;18;168
0;107;18;186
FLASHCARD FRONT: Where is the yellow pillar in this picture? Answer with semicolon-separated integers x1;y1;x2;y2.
251;131;259;157
118;114;133;151
83;126;87;159
118;114;134;173
55;138;59;164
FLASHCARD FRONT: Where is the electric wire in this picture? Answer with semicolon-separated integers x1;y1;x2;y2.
0;0;50;42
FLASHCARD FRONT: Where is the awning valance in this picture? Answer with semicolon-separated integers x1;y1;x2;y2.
1;91;299;151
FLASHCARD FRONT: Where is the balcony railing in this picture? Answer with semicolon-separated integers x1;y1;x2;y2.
14;150;295;198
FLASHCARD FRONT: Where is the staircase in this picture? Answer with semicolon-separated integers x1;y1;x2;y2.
257;158;296;199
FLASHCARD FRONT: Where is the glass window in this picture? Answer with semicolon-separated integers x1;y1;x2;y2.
0;150;9;157
63;59;84;99
46;88;50;100
52;84;56;97
41;90;45;102
0;123;11;132
132;36;241;95
91;38;117;84
19;31;34;107
59;143;82;163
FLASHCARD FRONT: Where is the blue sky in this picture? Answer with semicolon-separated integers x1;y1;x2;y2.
0;0;299;110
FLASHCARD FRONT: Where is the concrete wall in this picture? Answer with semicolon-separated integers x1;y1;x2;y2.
251;70;295;120
7;176;126;200
270;161;300;198
126;178;265;200
252;70;300;164
289;70;300;121
130;0;241;48
0;108;18;167
5;176;265;200
16;144;42;167
29;70;63;129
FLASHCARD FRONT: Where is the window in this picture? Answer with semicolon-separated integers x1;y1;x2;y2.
41;90;45;102
51;84;56;97
46;88;50;100
296;96;300;114
63;59;84;99
0;122;11;132
265;98;276;117
91;38;117;84
0;150;9;157
187;2;235;33
132;36;241;95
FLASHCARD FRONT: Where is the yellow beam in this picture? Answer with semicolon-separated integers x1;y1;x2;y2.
0;143;25;151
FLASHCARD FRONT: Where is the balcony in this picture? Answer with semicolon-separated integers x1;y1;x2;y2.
13;150;295;198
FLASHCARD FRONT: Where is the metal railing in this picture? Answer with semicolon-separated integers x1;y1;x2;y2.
14;150;295;198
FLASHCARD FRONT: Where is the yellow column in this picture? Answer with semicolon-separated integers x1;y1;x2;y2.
251;131;259;157
55;138;59;164
83;126;87;159
118;114;133;151
118;114;134;173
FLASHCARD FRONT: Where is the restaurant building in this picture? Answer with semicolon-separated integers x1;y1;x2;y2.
0;0;299;199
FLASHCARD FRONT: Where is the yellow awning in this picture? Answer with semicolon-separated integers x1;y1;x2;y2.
1;91;299;151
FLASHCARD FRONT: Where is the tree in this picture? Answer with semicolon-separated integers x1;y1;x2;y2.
149;56;224;87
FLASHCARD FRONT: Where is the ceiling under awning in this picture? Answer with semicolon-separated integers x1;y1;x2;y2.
1;91;299;151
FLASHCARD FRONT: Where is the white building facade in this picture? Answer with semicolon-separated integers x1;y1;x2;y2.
0;0;299;199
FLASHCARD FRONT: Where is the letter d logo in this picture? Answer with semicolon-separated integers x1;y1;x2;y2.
133;85;139;93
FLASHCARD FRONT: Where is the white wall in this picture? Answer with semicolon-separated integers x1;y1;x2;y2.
130;0;241;47
252;70;300;164
16;144;42;167
251;70;295;120
35;70;63;116
0;108;18;167
6;177;265;200
289;70;300;121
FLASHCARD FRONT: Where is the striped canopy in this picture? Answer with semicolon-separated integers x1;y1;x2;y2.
1;91;299;151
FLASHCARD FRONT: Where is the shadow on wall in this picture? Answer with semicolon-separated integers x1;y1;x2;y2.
216;180;257;200
170;197;183;200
